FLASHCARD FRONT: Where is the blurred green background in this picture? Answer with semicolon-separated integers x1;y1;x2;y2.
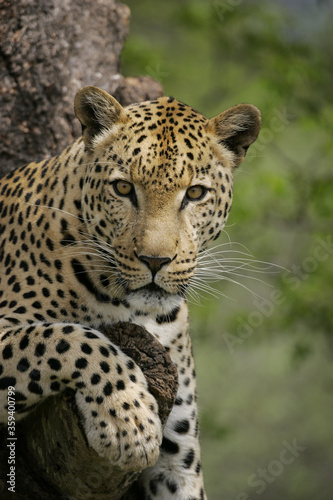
121;1;333;498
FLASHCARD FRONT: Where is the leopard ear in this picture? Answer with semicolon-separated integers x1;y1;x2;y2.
208;104;261;167
74;86;126;149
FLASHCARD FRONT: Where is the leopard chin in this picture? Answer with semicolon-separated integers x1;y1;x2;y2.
126;284;183;315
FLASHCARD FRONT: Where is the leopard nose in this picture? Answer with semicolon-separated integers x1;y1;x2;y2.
136;254;172;277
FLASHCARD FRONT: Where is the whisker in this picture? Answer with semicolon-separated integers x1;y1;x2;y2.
192;238;283;301
188;277;233;301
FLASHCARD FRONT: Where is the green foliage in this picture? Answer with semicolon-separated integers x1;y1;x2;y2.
122;1;333;498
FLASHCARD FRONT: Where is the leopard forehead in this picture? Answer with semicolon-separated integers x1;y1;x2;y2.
98;96;224;193
125;96;208;138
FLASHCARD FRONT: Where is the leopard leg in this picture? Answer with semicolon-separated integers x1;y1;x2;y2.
0;320;162;471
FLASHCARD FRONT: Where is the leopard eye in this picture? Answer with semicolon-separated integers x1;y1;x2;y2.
186;185;207;201
113;180;133;197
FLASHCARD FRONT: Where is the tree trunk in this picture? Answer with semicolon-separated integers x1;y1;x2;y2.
0;0;163;176
0;1;172;498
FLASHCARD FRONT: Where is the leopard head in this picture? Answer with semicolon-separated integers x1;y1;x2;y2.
74;86;261;313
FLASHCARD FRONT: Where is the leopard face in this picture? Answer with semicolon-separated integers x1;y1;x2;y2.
75;88;261;314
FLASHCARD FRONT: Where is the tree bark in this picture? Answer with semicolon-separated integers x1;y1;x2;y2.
0;1;172;498
0;0;163;176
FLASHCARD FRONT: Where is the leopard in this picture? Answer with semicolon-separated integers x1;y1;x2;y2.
0;85;260;499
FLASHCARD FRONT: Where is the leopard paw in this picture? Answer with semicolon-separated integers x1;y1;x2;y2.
76;384;162;471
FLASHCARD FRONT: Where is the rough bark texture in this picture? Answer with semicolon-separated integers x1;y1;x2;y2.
0;0;171;498
0;323;178;499
0;0;163;176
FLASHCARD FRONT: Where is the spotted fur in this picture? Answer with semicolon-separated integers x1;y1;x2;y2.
0;86;260;499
